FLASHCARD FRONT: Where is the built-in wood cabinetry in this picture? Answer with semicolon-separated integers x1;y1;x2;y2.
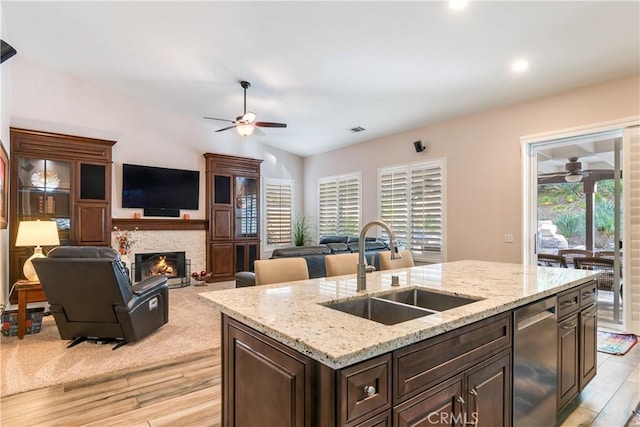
557;280;597;412
204;153;262;282
222;312;512;426
9;128;115;284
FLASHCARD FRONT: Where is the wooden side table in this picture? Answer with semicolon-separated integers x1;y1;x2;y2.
14;280;47;339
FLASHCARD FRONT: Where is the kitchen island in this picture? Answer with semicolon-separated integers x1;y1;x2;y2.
200;260;598;426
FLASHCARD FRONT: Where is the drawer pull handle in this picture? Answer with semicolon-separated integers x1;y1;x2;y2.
363;385;376;397
561;300;577;307
562;322;577;329
582;292;595;298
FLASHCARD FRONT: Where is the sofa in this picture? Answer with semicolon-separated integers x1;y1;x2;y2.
235;235;390;287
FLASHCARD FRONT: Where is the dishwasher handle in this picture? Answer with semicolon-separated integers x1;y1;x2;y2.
517;310;555;331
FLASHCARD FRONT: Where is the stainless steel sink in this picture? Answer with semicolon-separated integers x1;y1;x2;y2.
322;297;437;325
321;288;481;325
377;288;481;311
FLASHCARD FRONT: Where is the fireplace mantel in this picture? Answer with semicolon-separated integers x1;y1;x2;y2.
112;218;208;231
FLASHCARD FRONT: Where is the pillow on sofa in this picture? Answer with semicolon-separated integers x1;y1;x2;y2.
346;236;379;244
348;240;389;252
271;246;331;258
319;235;349;244
325;243;350;254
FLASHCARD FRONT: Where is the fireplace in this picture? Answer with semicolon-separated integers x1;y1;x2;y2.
133;251;190;287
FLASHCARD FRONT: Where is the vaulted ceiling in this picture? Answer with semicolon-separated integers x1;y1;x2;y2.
3;1;639;157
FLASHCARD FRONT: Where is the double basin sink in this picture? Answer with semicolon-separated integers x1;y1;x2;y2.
321;288;481;325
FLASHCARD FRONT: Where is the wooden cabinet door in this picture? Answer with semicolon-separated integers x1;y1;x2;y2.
579;305;597;390
558;314;579;410
210;243;234;280
465;351;511;427
394;377;464;427
223;315;312;427
75;202;109;245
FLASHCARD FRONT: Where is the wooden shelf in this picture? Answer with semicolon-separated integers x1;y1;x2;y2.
112;218;208;231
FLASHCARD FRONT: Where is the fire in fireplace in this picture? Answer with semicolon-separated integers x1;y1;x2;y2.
134;251;187;283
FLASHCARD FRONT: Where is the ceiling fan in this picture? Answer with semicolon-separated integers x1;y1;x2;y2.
203;81;287;137
539;157;586;183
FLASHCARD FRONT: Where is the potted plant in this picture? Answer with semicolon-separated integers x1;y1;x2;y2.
292;216;314;246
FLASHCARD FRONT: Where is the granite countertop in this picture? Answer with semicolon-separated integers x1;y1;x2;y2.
199;260;597;369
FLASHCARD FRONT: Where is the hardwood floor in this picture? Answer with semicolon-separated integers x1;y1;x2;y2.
2;335;638;426
0;349;221;427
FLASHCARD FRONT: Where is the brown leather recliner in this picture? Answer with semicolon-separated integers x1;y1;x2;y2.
32;246;169;349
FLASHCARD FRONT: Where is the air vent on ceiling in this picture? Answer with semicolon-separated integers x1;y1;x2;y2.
349;126;366;133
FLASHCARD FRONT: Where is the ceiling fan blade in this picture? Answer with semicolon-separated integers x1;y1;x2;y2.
215;125;237;132
255;121;287;128
538;172;567;177
203;116;235;123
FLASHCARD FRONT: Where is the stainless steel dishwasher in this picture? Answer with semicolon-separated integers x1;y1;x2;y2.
513;296;558;426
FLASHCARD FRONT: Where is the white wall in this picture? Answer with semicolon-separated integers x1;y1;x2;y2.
10;57;304;218
8;57;304;265
304;75;640;264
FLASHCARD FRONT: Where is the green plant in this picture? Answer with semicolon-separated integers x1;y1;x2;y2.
554;212;584;238
292;216;314;246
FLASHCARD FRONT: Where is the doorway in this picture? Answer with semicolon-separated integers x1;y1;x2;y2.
524;128;625;328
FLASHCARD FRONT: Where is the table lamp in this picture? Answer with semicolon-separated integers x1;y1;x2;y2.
15;220;60;281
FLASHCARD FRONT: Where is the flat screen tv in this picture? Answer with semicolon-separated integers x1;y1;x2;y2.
122;163;199;210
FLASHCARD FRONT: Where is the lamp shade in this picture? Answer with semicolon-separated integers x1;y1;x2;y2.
15;220;60;282
15;220;61;247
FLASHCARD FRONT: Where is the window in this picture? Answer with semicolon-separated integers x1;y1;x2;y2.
379;160;445;262
318;173;361;237
264;179;293;247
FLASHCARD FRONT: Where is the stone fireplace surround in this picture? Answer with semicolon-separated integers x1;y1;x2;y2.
111;219;207;282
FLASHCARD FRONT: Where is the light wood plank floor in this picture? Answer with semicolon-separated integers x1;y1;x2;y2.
2;337;638;426
0;349;221;427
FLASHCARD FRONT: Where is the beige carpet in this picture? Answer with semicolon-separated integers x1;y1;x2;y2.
0;281;234;397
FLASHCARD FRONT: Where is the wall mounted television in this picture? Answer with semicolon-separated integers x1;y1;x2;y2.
122;163;199;210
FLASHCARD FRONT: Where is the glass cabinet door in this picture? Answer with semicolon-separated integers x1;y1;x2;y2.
235;176;258;238
17;157;72;240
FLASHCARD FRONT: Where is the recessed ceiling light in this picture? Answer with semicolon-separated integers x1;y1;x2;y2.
511;58;529;73
449;0;469;11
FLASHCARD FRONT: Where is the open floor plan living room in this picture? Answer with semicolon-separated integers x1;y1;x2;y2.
1;1;639;426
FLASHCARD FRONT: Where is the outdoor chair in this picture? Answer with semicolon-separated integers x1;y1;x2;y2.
537;253;567;268
574;256;619;294
557;249;594;268
32;246;169;349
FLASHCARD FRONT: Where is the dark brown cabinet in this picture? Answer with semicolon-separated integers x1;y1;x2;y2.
557;280;597;412
557;314;579;409
222;312;512;427
223;315;312;427
204;153;262;282
9;128;115;284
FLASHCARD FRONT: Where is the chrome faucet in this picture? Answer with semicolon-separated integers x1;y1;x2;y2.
357;220;401;292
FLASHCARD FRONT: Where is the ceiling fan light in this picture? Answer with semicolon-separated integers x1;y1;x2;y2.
565;173;582;183
242;112;256;123
236;123;255;137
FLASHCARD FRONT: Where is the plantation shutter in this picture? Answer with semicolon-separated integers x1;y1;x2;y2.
379;161;445;261
265;180;293;245
319;174;360;236
380;167;409;246
410;164;443;256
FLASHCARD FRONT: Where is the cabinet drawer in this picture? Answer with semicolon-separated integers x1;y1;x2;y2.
393;313;511;403
579;281;597;308
339;354;392;426
557;289;580;320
